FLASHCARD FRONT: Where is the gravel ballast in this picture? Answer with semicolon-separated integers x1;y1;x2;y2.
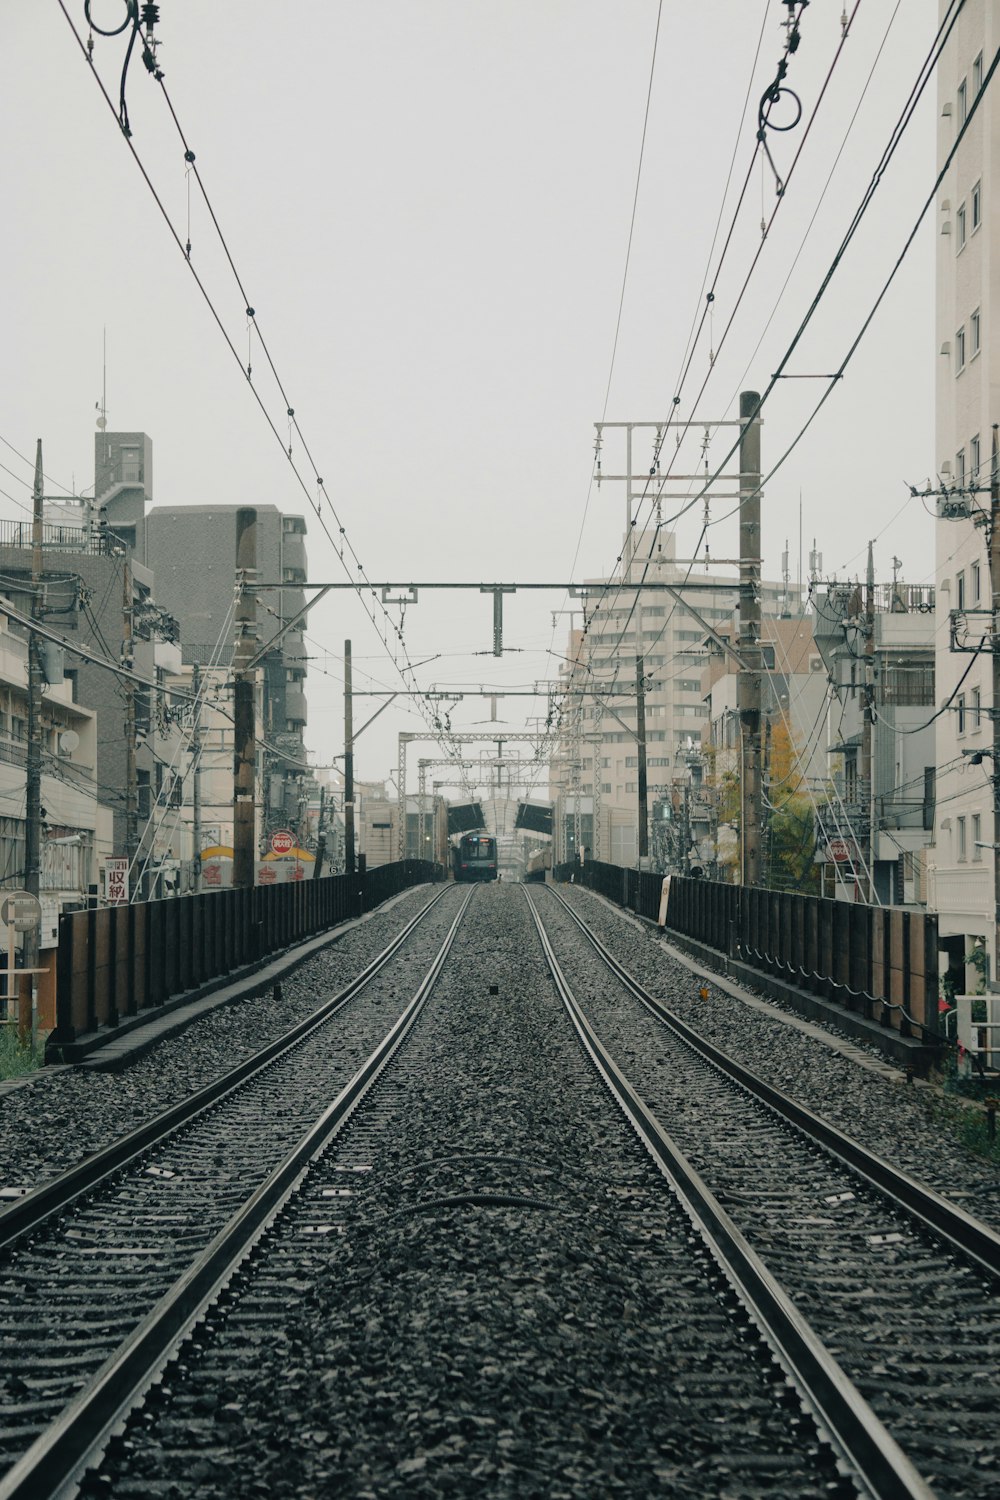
0;887;437;1197
559;884;1000;1228
95;883;843;1500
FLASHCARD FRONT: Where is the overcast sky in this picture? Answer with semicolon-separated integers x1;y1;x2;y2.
2;2;937;790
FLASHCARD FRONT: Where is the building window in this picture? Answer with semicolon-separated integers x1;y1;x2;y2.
956;450;966;487
957;815;967;862
957;201;967;248
624;782;637;794
972;180;981;231
880;660;934;707
957;693;966;734
971;308;981;357
601;783;612;794
957;571;966;608
120;448;141;483
972;561;981;601
956;325;966;370
971;434;981;480
958;78;967;125
972;814;982;860
974;52;983;95
971;686;981;730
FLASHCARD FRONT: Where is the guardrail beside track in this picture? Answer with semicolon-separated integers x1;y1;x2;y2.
0;889;475;1500
546;884;1000;1283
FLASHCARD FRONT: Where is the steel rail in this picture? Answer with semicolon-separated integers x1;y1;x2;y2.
0;885;454;1251
0;888;475;1500
547;885;1000;1281
524;889;933;1500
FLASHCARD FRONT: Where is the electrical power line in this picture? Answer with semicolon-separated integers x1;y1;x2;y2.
58;0;488;804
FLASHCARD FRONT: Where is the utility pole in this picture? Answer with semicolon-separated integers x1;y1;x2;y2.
992;426;1000;979
738;390;763;887
24;441;45;980
344;639;355;876
232;508;258;889
123;554;138;876
313;785;327;879
190;662;202;892
636;652;648;863
862;540;877;904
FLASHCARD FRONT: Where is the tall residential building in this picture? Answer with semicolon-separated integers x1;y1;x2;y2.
144;500;310;845
549;529;784;866
931;3;997;988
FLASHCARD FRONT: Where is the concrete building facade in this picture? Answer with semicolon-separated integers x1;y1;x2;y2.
145;501;310;844
931;0;999;985
0;610;107;922
549;530;784;868
0;504;179;871
813;582;937;905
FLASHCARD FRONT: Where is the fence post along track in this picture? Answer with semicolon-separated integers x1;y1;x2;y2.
553;863;943;1050
48;860;441;1060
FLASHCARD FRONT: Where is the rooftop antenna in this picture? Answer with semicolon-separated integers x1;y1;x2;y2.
95;328;107;431
781;538;791;617
808;538;823;585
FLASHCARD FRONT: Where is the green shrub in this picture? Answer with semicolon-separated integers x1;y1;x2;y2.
0;1026;45;1080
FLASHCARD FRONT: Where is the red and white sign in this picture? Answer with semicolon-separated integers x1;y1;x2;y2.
270;829;295;856
105;856;129;905
827;838;852;863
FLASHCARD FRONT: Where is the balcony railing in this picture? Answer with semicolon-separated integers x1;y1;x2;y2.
0;520;125;557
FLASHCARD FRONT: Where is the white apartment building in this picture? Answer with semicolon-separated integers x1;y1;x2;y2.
549;529;783;866
0;613;108;922
931;1;998;987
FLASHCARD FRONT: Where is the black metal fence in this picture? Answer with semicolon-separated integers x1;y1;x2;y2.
554;861;941;1042
50;860;441;1050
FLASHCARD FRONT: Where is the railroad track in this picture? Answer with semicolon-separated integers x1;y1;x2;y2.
0;884;472;1499
4;882;994;1498
12;883;935;1500
527;884;1000;1500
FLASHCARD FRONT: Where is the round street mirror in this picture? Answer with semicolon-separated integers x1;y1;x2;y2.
1;891;43;933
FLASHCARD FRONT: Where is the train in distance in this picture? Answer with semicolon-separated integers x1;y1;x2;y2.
452;832;498;883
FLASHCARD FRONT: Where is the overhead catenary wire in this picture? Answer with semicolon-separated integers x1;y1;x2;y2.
57;1;486;805
587;0;962;679
553;0;773;709
566;3;862;693
600;0;980;662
